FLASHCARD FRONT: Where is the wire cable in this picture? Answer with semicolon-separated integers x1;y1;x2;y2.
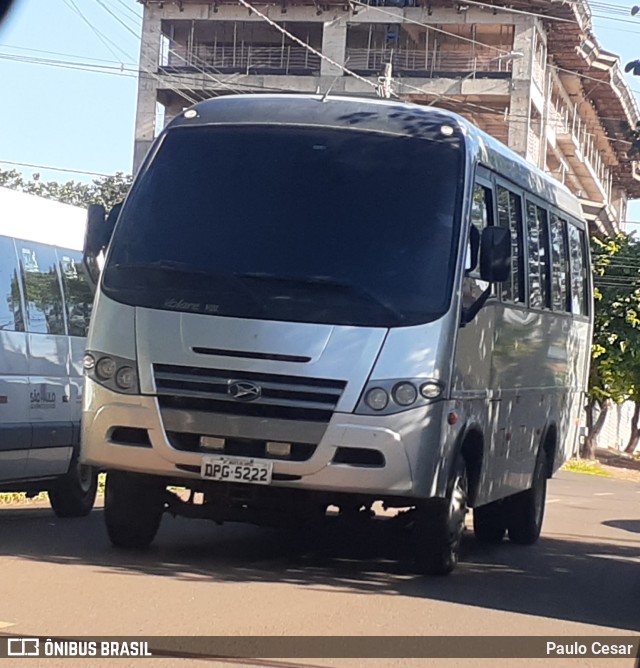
236;0;382;93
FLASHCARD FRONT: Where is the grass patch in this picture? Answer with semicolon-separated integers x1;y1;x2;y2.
562;459;613;477
0;491;48;505
0;472;108;507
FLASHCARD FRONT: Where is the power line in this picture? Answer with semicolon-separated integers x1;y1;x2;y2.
462;0;579;24
0;43;137;66
0;160;120;177
94;0;141;40
236;0;382;94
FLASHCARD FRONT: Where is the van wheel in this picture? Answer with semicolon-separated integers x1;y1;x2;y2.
507;451;548;545
473;500;506;544
48;460;98;518
413;455;468;576
104;471;165;549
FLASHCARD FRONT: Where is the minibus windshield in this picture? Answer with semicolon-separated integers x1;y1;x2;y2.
103;125;464;327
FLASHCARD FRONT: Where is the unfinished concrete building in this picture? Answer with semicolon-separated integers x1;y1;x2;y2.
134;0;640;233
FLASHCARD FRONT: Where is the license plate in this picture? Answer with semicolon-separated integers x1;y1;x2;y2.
200;456;273;485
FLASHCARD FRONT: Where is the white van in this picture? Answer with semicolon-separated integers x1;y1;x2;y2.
0;187;97;516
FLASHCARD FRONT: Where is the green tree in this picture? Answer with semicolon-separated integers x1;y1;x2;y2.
0;168;132;211
586;233;640;458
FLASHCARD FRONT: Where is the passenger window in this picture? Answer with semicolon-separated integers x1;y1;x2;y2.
468;183;492;278
496;186;524;303
59;251;93;337
567;223;588;316
526;202;551;309
20;242;66;335
0;236;24;332
550;214;570;312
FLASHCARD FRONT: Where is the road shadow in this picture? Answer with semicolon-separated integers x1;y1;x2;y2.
596;449;640;474
603;519;640;534
1;504;639;632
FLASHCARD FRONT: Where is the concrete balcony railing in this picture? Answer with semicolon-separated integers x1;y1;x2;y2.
164;43;321;75
547;98;612;202
345;49;516;76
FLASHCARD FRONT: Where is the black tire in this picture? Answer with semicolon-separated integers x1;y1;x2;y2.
507;450;548;545
104;471;165;549
473;500;507;544
414;455;468;576
48;459;98;518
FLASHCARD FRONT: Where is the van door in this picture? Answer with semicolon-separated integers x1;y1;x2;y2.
0;236;30;482
18;241;73;478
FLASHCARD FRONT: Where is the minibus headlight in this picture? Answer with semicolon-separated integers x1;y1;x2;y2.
95;356;117;380
392;382;418;406
115;366;137;390
365;387;389;411
85;351;139;394
82;353;96;371
420;381;443;399
357;378;445;415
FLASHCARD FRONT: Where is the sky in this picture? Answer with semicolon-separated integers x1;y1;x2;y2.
0;0;639;222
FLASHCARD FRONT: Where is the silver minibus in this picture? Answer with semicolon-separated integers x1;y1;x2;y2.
81;95;592;574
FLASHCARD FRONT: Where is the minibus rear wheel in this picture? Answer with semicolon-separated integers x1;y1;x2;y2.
48;459;98;518
473;500;507;543
104;471;165;549
506;450;548;545
414;454;468;576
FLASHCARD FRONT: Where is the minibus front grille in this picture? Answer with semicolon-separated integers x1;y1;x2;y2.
153;364;346;422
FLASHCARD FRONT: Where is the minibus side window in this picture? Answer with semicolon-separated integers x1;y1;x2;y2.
496;186;525;304
468;183;492;279
20;242;66;335
550;214;571;312
567;223;588;316
526;202;551;309
0;236;24;332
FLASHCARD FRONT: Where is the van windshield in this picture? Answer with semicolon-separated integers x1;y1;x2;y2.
103;125;464;327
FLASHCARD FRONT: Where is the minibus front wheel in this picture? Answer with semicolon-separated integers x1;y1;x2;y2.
413;454;468;576
104;471;165;548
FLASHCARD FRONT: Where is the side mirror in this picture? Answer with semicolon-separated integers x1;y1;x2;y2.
84;204;107;258
82;202;122;292
480;226;511;283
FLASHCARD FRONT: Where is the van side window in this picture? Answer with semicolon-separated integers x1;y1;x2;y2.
550;214;570;312
526;202;551;309
567;223;588;316
0;236;24;332
59;251;93;337
20;242;66;335
496;186;525;303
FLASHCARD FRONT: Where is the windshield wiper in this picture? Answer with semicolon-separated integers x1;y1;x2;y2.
236;272;404;325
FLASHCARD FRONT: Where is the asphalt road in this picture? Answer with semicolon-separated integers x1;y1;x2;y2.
0;471;638;668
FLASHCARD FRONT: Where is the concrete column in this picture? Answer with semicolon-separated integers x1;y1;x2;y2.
507;19;536;159
320;21;347;77
133;8;162;173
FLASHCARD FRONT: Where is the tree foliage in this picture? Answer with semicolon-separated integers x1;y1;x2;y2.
586;233;640;456
0;169;132;211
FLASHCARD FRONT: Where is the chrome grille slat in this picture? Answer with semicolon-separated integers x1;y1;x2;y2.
153;363;346;422
154;371;343;397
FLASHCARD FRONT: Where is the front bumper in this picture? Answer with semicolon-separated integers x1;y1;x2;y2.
81;380;447;498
